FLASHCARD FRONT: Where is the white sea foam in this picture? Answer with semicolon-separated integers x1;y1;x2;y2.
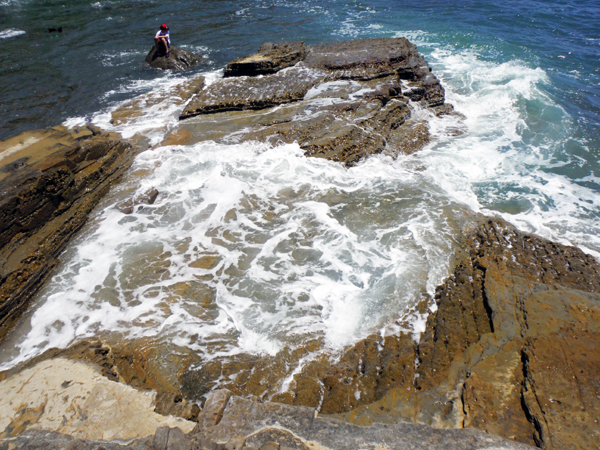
0;28;26;39
0;138;461;369
420;47;600;258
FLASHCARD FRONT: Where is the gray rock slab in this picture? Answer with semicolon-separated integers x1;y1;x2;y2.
180;66;329;119
0;429;149;450
304;37;419;81
191;392;535;450
174;38;452;166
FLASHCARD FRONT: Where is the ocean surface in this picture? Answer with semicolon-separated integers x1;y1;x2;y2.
1;0;599;384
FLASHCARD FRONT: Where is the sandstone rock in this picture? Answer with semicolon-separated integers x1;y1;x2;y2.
116;187;159;214
335;217;600;449
180;66;328;118
187;392;534;450
0;339;201;423
304;38;429;82
145;45;202;71
0;390;536;450
0;126;138;342
179;216;600;449
224;41;306;77
0;358;195;441
175;38;452;166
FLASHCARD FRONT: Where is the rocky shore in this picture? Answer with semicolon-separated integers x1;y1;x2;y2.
161;38;455;165
1;215;598;449
0;126;140;341
0;37;599;450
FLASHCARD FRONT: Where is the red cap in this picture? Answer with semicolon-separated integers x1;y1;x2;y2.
161;24;167;29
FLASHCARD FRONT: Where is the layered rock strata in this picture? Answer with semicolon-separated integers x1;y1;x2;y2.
2;215;597;449
170;38;452;165
224;41;307;77
0;126;138;341
334;217;600;449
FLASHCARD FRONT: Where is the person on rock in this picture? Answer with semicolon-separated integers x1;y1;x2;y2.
154;24;170;58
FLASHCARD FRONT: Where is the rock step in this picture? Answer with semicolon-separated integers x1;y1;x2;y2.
0;389;535;450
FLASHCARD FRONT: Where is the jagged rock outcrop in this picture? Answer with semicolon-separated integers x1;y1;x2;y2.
0;126;138;341
170;38;454;165
145;45;202;71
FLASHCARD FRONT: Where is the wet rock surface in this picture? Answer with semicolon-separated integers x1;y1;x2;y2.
0;126;138;342
116;187;160;214
145;45;202;71
1;37;598;450
334;217;600;449
179;330;420;416
2;216;597;449
174;38;454;165
179;216;600;449
111;76;205;126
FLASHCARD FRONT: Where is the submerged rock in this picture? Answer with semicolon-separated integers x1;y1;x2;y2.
0;126;138;342
173;37;455;166
177;216;600;449
145;45;202;71
111;76;205;126
116;187;159;214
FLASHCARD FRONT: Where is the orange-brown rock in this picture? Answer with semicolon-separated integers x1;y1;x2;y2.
0;126;139;342
336;217;600;450
180;216;600;449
